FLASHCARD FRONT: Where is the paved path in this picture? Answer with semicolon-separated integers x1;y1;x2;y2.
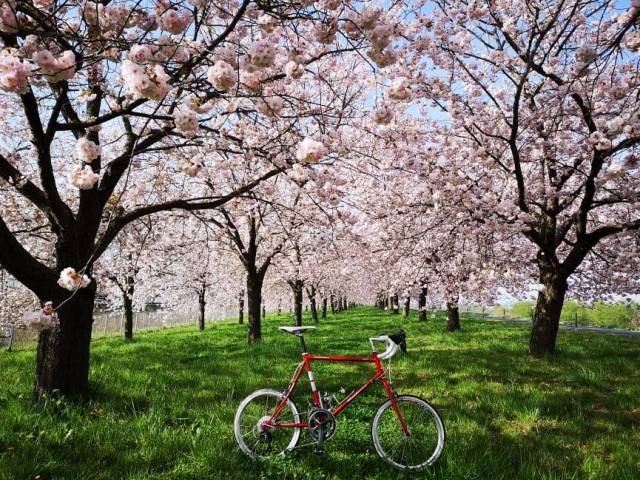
468;315;640;338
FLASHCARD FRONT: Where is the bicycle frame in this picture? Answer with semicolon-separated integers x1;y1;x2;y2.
265;351;409;435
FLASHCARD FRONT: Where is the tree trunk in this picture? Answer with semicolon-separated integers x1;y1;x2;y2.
330;294;336;315
529;275;568;356
247;272;264;343
238;290;244;325
446;300;460;331
392;294;399;314
321;297;327;319
123;275;134;340
35;288;95;397
307;287;318;323
292;280;304;326
262;304;266;319
198;287;206;331
418;286;427;322
402;294;410;319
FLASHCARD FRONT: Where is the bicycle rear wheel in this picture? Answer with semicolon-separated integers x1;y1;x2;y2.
234;389;301;459
371;395;445;470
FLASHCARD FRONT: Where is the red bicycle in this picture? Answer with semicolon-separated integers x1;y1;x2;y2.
234;326;445;471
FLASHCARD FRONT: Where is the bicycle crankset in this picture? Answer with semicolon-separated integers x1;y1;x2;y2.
308;408;337;454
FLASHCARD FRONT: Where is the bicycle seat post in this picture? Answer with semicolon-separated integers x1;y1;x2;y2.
297;333;308;353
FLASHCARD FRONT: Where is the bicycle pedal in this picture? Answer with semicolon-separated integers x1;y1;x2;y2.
314;446;325;455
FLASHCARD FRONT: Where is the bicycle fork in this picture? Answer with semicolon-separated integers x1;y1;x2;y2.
380;377;411;436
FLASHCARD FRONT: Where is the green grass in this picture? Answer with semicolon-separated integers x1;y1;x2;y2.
1;307;639;480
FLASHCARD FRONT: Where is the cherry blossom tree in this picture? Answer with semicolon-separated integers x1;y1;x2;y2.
0;0;404;396
405;0;640;354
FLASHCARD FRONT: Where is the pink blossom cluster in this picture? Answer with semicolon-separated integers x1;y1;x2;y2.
121;60;170;100
388;77;411;101
0;0;17;33
257;14;277;33
173;106;199;137
57;267;91;291
256;96;284;117
75;137;100;163
83;2;131;34
70;165;100;190
624;31;640;53
285;60;304;79
283;47;306;80
158;8;191;34
289;163;308;182
183;93;215;113
315;17;338;44
0;50;31;94
352;7;398;68
240;70;262;91
373;103;394;124
296;138;326;165
180;157;203;177
22;302;59;332
207;60;236;90
249;40;276;69
127;39;190;65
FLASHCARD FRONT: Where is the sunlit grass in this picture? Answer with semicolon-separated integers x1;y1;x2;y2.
1;307;639;479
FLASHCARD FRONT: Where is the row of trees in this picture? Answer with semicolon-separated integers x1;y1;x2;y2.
1;0;639;398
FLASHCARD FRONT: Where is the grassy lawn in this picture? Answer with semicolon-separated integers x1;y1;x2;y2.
1;306;639;480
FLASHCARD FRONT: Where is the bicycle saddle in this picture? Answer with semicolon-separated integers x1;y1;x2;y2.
279;326;316;336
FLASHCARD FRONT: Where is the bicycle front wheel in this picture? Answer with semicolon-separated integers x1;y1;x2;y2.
234;389;301;459
371;395;445;470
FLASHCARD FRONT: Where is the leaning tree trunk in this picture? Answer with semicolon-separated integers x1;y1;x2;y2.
446;300;460;331
247;272;264;343
529;273;568;356
35;287;96;397
402;294;410;319
418;285;427;322
307;287;318;323
198;287;206;331
321;297;327;319
238;290;244;325
292;280;304;326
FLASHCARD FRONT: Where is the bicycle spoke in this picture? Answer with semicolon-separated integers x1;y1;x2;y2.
235;391;301;459
372;397;444;470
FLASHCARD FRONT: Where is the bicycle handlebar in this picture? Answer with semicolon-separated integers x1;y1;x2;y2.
369;335;400;360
